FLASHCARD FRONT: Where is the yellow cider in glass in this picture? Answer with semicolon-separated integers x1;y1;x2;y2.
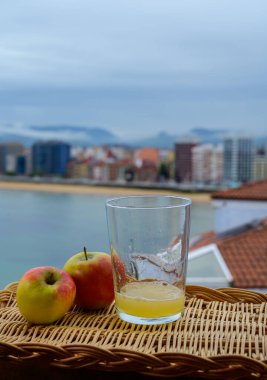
115;281;185;318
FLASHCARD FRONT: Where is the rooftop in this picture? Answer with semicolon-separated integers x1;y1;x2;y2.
190;219;267;289
212;179;267;201
135;147;160;164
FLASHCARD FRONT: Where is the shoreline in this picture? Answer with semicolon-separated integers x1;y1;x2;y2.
0;180;211;202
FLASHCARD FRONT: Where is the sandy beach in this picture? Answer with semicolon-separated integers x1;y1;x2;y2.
0;180;211;202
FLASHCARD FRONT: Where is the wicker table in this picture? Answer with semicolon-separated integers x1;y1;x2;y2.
0;282;266;380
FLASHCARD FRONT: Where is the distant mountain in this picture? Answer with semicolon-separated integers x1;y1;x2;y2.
1;124;266;149
131;131;177;148
29;125;117;146
0;125;118;147
130;128;229;149
188;127;228;144
0;133;37;146
188;127;267;147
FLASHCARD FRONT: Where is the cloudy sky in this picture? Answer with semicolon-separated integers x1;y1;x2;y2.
0;0;267;140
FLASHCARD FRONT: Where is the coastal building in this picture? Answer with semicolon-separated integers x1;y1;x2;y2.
32;141;71;176
192;144;223;184
174;141;198;182
223;137;254;184
108;145;133;161
90;161;107;181
0;142;24;174
134;160;158;182
67;146;172;183
0;144;7;173
16;156;27;175
134;147;160;167
67;158;91;178
253;154;267;181
212;179;267;233
157;149;174;181
133;147;160;182
107;159;133;181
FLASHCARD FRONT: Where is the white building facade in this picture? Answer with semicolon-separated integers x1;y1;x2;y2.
192;144;223;184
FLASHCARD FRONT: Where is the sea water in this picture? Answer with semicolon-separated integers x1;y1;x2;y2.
0;189;214;288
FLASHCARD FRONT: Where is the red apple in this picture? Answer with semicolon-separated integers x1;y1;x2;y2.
111;247;127;289
16;266;76;324
63;249;114;309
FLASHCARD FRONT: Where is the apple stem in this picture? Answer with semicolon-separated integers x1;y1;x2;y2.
84;246;88;261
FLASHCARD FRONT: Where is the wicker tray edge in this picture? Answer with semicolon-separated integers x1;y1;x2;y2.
0;341;266;379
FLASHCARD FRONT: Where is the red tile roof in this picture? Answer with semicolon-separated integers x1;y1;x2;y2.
135;148;160;164
190;219;267;289
212;180;267;201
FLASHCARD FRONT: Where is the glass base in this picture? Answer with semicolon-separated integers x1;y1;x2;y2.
117;310;183;325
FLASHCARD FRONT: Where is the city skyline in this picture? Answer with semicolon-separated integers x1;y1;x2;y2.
1;136;266;186
1;1;267;139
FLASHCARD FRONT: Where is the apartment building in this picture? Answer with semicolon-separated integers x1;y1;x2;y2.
253;154;267;181
192;144;223;184
174;141;198;182
32;141;71;176
0;142;25;174
223;137;254;184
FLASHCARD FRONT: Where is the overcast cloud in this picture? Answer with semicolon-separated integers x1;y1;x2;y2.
0;0;267;139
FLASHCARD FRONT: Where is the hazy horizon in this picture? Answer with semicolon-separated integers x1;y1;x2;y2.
1;1;267;140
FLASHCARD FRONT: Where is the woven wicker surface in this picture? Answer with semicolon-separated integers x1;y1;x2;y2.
0;282;267;379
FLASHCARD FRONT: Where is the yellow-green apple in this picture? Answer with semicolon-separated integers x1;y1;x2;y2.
63;249;115;309
16;266;76;324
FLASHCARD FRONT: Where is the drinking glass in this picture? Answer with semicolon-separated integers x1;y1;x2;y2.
106;195;191;325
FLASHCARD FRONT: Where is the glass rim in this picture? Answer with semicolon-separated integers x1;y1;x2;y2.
105;195;192;209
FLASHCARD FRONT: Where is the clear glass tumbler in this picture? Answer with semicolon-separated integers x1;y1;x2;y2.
106;195;191;325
